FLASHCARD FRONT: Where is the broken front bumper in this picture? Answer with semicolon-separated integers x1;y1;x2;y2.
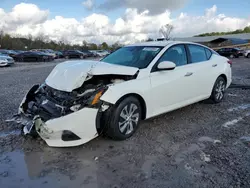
34;107;99;147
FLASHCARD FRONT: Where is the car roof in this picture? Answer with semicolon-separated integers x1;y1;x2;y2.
126;40;205;47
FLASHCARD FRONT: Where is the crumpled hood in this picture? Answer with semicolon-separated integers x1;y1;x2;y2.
45;60;139;92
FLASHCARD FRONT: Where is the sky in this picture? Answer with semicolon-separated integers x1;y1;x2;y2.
0;0;250;44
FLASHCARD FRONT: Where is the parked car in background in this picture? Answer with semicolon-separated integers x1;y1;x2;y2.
95;50;110;57
14;51;54;62
0;53;15;67
11;41;232;147
55;51;64;58
81;50;95;57
244;49;250;58
0;49;18;58
63;50;87;59
14;50;26;54
216;48;244;58
31;49;57;59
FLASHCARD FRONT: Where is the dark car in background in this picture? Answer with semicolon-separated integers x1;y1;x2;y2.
14;50;26;54
0;49;18;58
55;51;64;58
81;50;95;57
216;48;244;58
14;51;54;62
63;50;87;59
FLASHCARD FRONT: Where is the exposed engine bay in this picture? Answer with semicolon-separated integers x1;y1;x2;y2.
21;74;136;121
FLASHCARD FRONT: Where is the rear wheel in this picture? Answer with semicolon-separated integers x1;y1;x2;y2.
65;56;69;59
210;77;226;103
229;54;234;58
105;96;142;140
247;53;250;58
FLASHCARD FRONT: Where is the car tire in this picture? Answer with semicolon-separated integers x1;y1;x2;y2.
105;96;142;140
65;56;69;59
80;55;83;59
247;54;250;58
209;76;226;103
229;54;234;58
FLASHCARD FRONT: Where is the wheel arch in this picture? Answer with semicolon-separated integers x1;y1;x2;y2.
218;74;227;85
114;93;147;120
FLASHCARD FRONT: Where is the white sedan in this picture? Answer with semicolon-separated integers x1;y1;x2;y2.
10;41;232;147
0;53;15;67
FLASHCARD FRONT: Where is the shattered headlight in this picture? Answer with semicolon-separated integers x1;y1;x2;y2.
86;87;108;107
91;90;105;105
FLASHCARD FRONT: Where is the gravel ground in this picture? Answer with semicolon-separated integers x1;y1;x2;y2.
0;58;250;188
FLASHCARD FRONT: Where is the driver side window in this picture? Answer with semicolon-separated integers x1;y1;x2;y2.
158;45;187;67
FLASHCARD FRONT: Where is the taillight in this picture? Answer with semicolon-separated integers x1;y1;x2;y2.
227;60;232;67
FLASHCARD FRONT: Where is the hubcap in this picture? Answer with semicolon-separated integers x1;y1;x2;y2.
119;103;139;135
215;80;225;100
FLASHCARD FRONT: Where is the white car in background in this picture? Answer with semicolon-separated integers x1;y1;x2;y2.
91;50;110;57
0;53;15;67
244;49;250;58
10;41;232;147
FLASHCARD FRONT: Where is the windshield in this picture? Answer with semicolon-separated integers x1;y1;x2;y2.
102;46;162;69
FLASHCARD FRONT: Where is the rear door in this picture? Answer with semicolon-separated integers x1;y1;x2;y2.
186;44;217;97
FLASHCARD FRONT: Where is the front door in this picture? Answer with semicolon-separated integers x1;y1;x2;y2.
150;44;197;116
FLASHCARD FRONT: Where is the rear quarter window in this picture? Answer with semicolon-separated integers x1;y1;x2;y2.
205;48;212;59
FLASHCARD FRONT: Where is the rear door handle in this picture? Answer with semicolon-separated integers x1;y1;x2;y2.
212;64;217;67
185;72;193;77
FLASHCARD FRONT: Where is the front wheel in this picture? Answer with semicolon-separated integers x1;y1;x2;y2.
210;77;226;103
105;96;142;140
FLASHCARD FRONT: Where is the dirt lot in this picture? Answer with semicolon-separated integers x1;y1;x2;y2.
0;58;250;188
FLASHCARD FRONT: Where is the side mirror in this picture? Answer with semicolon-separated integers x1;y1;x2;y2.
157;61;176;70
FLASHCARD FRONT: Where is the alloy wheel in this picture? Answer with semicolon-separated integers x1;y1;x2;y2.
118;103;139;135
215;80;225;101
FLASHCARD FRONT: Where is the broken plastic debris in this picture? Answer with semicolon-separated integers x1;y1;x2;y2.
214;140;222;144
198;136;221;144
200;152;211;162
70;104;81;112
101;104;110;112
222;118;243;128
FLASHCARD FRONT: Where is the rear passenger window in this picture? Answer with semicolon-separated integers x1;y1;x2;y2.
188;45;207;63
205;48;212;59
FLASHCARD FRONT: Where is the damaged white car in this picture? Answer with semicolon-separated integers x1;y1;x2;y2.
9;41;232;147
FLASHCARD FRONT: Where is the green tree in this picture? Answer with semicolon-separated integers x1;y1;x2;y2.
89;43;98;50
101;42;109;50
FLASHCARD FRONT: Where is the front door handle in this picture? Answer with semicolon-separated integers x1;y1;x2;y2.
212;64;217;67
185;72;193;77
